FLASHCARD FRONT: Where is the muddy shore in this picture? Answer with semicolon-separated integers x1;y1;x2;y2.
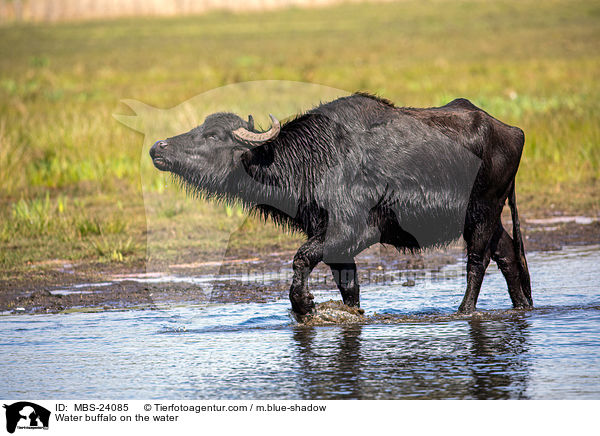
1;217;598;315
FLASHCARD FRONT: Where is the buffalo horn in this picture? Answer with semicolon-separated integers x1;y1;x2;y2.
233;114;280;144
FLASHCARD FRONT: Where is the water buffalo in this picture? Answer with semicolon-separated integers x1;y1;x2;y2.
150;93;532;317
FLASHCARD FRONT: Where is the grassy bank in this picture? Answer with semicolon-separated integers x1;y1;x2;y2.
0;0;599;272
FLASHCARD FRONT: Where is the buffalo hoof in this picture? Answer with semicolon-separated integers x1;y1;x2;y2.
457;304;475;315
342;298;360;308
290;292;315;320
512;303;534;310
291;303;316;323
291;310;315;324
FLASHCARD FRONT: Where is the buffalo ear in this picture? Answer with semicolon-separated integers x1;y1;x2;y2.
247;115;254;131
232;146;251;168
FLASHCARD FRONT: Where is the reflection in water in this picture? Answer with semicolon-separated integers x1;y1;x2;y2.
293;326;363;399
467;318;530;399
293;318;531;399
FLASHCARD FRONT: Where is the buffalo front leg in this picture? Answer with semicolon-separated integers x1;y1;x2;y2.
289;236;324;317
327;261;360;307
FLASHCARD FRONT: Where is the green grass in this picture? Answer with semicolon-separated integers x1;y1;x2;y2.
0;0;599;271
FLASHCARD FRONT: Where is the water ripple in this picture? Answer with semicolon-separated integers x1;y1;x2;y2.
1;245;599;399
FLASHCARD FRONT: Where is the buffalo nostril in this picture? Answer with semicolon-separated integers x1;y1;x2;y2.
150;140;168;158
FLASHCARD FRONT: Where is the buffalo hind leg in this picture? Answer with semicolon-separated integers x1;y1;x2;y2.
458;217;497;314
289;236;323;317
327;261;360;307
492;227;532;309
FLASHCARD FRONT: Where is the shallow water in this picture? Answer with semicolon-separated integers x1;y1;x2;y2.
1;245;599;399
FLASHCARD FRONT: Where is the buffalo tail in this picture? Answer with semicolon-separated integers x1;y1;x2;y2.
508;180;533;306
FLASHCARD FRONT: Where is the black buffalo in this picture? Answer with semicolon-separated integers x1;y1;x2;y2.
150;93;532;317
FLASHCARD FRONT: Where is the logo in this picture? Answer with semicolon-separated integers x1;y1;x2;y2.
3;402;50;434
